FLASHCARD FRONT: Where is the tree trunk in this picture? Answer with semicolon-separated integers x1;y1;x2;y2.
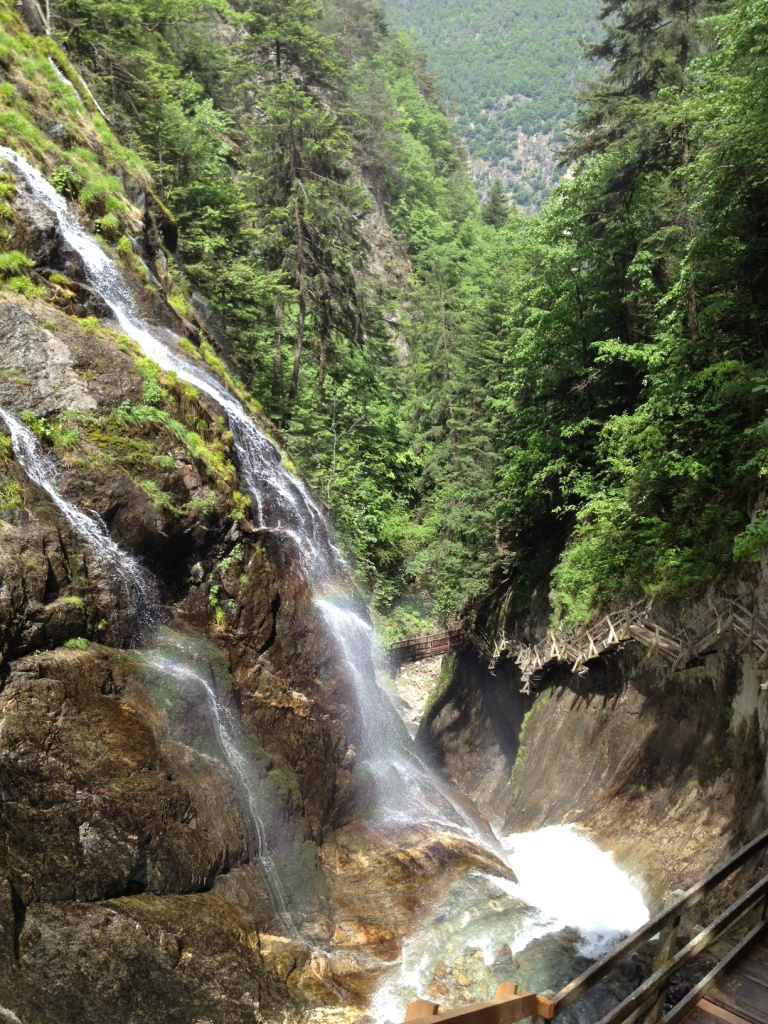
288;289;305;405
439;287;458;461
287;196;307;409
272;293;284;411
318;332;328;406
19;0;47;34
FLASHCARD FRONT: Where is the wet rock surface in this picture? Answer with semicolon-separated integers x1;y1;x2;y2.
418;650;531;817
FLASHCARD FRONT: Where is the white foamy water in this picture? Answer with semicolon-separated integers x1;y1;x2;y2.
499;824;649;958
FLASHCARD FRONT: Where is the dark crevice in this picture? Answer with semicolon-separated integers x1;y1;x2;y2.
9;882;25;961
257;593;280;655
42;559;60;604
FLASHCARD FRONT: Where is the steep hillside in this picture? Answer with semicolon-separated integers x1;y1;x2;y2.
380;0;600;209
0;2;510;1019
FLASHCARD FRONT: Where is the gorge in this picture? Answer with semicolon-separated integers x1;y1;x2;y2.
1;0;768;1022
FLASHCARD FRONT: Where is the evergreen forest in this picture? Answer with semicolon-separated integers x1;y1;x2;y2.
380;0;601;208
3;0;768;643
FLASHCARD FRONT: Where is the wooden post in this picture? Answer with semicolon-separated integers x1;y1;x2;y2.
495;983;518;999
645;907;682;1024
531;990;556;1023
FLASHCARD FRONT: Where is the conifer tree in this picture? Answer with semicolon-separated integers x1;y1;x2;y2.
481;179;511;228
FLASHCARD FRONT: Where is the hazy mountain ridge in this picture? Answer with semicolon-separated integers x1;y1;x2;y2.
380;0;600;209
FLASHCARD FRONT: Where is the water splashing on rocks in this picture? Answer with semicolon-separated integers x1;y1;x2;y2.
138;629;301;940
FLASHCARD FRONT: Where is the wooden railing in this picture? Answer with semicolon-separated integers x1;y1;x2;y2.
402;826;768;1024
389;629;469;666
490;598;768;694
550;823;768;1024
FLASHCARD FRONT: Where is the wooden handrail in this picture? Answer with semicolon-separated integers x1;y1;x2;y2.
595;875;768;1024
403;984;553;1024
389;629;467;652
388;630;469;665
551;824;768;1015
500;597;768;692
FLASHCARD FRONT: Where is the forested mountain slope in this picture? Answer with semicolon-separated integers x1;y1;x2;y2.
380;0;600;209
4;0;768;646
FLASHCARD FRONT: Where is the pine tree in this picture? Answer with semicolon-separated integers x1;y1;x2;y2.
481;179;510;228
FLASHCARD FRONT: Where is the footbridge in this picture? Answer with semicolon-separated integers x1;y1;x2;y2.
489;599;768;694
388;629;470;666
402;825;768;1024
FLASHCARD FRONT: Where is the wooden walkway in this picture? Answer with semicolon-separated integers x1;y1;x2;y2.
683;936;768;1024
388;629;469;666
489;598;768;694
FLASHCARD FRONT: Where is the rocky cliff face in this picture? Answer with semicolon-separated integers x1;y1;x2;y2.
419;602;768;909
0;131;377;1019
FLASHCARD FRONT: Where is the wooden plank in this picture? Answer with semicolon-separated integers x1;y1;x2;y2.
732;961;768;989
708;974;768;1024
403;991;538;1024
663;919;768;1024
697;1000;756;1024
735;938;768;974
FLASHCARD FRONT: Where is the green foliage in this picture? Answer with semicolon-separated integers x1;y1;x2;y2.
63;637;89;650
51;164;82;199
139;478;179;514
20;412;80;451
0;250;34;276
96;211;121;241
380;0;600;205
0;477;22;511
135;358;168;407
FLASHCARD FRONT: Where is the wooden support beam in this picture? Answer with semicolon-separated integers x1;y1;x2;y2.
403;990;539;1024
406;1001;441;1021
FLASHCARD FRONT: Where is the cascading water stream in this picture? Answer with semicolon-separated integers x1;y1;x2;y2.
0;406;153;623
317;600;498;846
138;631;301;940
0;146;339;585
0;146;649;1009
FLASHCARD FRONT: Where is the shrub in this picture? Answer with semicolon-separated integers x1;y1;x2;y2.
96;211;121;241
63;637;89;650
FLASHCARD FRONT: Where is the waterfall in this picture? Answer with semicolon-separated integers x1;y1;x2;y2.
317;600;497;846
48;56;75;90
0;406;153;623
0;147;644;1002
0;145;488;843
0;146;339;586
138;630;301;940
